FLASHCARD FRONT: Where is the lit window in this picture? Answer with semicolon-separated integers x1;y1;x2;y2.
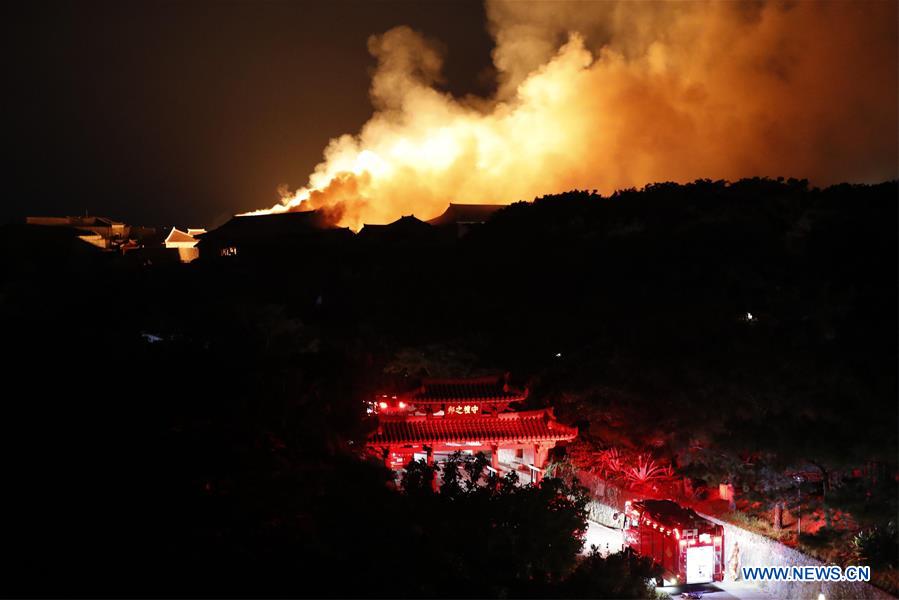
221;246;238;257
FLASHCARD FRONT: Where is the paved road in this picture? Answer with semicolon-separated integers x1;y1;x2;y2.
657;581;773;600
582;518;626;556
582;521;773;600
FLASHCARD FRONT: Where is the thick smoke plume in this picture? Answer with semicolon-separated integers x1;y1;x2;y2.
250;0;898;230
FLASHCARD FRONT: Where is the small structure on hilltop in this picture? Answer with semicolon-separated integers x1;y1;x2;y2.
366;375;577;485
164;227;205;263
26;215;131;250
357;215;436;244
427;203;505;237
24;215;169;262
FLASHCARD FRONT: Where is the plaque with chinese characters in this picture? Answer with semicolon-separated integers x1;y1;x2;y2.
445;404;480;416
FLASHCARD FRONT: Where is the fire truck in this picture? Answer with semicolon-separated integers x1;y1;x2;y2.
620;499;724;586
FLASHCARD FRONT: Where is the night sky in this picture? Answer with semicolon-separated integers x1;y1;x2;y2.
5;1;493;228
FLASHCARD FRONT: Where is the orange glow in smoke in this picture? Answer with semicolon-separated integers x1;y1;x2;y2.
245;1;897;231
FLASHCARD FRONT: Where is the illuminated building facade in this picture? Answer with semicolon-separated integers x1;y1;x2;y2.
26;215;130;250
367;375;577;484
163;227;205;262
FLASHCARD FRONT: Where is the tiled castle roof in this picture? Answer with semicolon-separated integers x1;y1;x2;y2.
369;408;576;445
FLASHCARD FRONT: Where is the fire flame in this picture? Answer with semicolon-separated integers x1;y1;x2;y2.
246;1;897;230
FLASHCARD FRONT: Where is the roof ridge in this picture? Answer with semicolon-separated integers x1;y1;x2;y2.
422;375;502;384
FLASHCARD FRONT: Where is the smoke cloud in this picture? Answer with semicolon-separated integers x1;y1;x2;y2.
250;0;898;230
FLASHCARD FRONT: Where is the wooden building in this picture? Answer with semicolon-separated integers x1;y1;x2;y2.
163;227;205;263
196;210;352;260
367;375;577;484
426;203;505;237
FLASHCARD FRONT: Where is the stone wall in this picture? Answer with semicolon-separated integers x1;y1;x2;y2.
698;511;895;600
587;499;619;525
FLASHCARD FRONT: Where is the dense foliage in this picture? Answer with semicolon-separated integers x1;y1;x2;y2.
853;521;899;571
395;453;661;598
